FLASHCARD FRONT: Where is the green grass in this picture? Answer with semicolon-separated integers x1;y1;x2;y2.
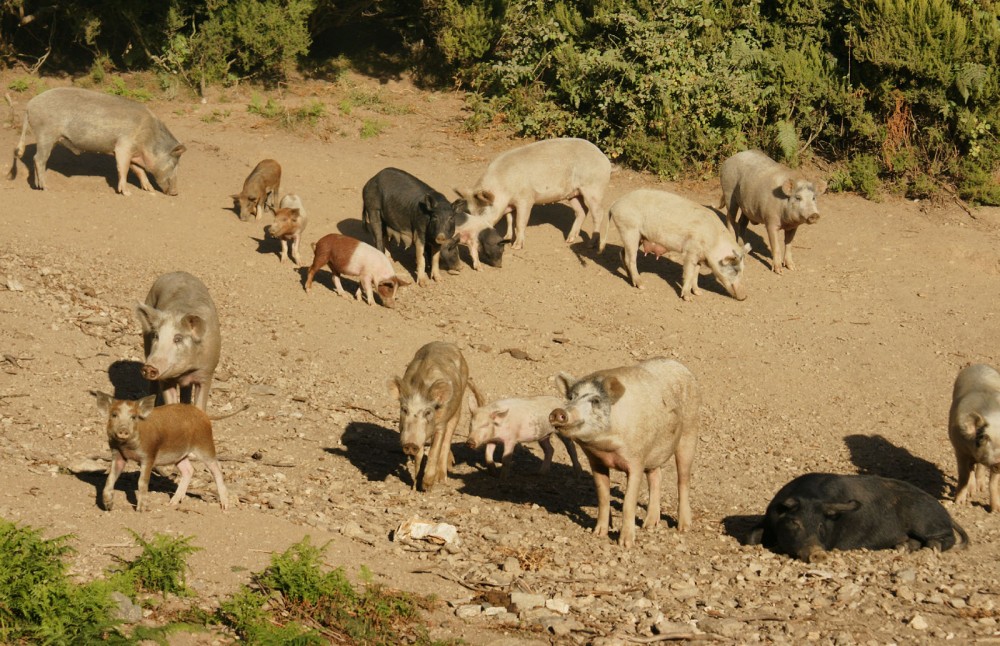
360;118;388;139
248;93;328;129
106;77;153;102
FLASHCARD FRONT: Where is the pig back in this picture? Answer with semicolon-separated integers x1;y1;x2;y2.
605;358;699;466
485;138;611;192
144;272;221;365
719;150;788;223
400;342;469;419
952;364;1000;403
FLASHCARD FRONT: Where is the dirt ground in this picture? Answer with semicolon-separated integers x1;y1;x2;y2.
1;71;999;645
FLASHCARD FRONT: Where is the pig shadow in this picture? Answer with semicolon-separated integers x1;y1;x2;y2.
522;203;582;242
16;144;137;192
335;218;371;241
72;469;182;511
251;234;285;262
106;360;150;400
327;422;408;484
844;434;950;498
722;514;766;545
299;265;363;297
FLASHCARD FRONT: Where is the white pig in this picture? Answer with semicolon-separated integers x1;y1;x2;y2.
466;394;583;478
719;150;826;274
455;137;611;250
949;363;1000;511
549;358;699;547
134;272;221;411
605;189;749;301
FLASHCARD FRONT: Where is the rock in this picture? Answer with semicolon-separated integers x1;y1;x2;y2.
510;592;545;612
545;597;570;614
455;604;482;618
110;591;143;624
909;614;929;630
249;384;279;396
699;618;746;639
501;556;522;574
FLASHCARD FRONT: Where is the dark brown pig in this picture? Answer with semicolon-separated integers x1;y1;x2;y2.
549;358;699;547
267;194;308;265
135;272;221;411
606;189;749;301
305;233;411;307
389;342;481;490
748;473;968;562
8;87;186;195
719;150;825;274
232;159;281;221
95;392;228;512
449;198;509;270
949;363;1000;511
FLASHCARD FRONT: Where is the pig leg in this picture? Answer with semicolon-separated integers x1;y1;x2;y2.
565;195;588;244
102;453;127;511
765;223;785;274
191;377;212;411
560;435;583;475
129;162;155;192
643;467;662;531
278;239;290;263
290;235;301;266
499;443;516;480
990;466;1000;513
415;237;429;287
434;413;462;485
331;274;351;299
430;247;442;282
580;188;606;248
674;430;697;532
469;238;482;270
160;383;182;405
113;141;136;195
136;459;156;511
619;228;643;289
361;276;376;306
511;199;533;250
538;436;555;474
206;459;229;510
736;214;751;247
587;455;613;538
32;134;57;190
422;424;446;490
619;467;644;547
954;454;976;504
782;227;799;270
680;254;701;301
409;446;424;491
169;457;195;506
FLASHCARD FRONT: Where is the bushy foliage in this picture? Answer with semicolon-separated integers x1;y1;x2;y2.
117;530;201;596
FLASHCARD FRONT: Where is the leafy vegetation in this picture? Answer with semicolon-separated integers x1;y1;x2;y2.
1;0;997;202
115;530;201;596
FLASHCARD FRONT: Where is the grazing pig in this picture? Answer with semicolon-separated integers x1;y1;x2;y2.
134;272;221;411
549;358;699;547
304;233;412;307
449;198;509;269
748;473;969;562
719;150;826;274
466;395;583;478
232;159;281;221
8;87;186;195
389;342;482;491
456;137;611;250
95;392;228;512
949;363;1000;511
605;189;749;301
267;194;308;264
362;168;458;286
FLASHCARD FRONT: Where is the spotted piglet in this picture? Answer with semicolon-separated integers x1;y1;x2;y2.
305;233;412;307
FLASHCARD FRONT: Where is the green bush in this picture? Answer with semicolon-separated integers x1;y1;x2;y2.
117;530;201;596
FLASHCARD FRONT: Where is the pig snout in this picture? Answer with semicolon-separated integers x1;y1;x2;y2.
402;443;422;457
798;543;827;563
731;281;748;301
435;232;450;244
141;364;160;380
806;213;820;224
549;408;571;426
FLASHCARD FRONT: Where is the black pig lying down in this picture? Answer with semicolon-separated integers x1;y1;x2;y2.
749;473;968;562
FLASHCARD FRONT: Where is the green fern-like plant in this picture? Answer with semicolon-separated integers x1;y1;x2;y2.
119;530;201;596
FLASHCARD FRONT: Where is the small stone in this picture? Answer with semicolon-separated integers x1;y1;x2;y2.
455;604;482;618
895;569;917;584
249;384;279;396
502;556;522;574
483;606;507;617
510;592;545;611
909;614;929;630
110;591;143;624
545;598;570;614
6;277;24;291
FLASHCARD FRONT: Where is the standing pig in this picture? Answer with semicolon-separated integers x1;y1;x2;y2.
8;87;186;195
362;168;457;286
232;159;281;221
389;342;482;491
304;233;411;307
748;473;969;562
455;137;611;250
267;194;308;265
134;272;221;411
448;199;509;269
605;189;748;301
466;395;583;478
549;358;699;547
95;392;228;512
949;363;1000;511
719;150;826;274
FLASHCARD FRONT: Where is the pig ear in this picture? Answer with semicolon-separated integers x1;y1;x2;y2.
420;194;437;214
604;377;626;404
171;144;187;158
181;314;206;341
814;179;827;195
134;303;160;333
778;497;799;513
555;372;575;397
429;379;453;406
137;395;157;418
961;412;986;437
387;377;402;401
94;391;113;416
492;409;508;422
394;274;412;287
466;388;479;414
747;523;766;545
475;190;494;205
823;500;860;517
779;178;795;198
498;239;514;247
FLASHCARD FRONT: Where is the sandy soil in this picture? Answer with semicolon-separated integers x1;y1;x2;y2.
1;71;999;645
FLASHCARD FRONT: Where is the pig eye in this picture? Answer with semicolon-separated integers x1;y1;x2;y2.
423;409;434;419
400;406;409;415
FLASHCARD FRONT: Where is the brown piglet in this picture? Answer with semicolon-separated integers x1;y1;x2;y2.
232;159;281;221
95;392;228;512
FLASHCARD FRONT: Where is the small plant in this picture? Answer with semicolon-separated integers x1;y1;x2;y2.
106;77;153;102
201;109;231;123
360;118;388;139
248;93;285;119
293;100;326;127
117;530;201;596
7;77;30;92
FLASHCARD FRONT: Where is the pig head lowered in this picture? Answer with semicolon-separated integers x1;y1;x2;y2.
305;233;411;307
466;395;582;478
232;159;281;221
549;358;699;547
95;392;228;512
949;363;1000;511
9;87;185;195
749;473;968;562
389;341;481;491
719;149;825;274
135;272;221;411
606;188;748;301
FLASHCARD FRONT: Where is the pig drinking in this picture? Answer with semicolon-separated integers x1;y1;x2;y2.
949;363;1000;511
9;87;186;195
135;272;221;411
95;392;229;511
749;473;968;561
549;358;699;547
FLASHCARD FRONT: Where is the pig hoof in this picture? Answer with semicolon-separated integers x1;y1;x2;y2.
417;277;429;287
512;241;524;250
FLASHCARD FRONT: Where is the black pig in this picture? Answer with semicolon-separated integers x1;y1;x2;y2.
748;473;968;562
362;168;457;286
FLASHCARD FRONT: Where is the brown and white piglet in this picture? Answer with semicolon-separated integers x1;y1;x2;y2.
232;158;281;221
305;233;411;307
267;194;308;265
94;392;228;512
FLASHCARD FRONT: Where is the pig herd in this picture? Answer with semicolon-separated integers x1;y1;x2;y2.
8;87;996;564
